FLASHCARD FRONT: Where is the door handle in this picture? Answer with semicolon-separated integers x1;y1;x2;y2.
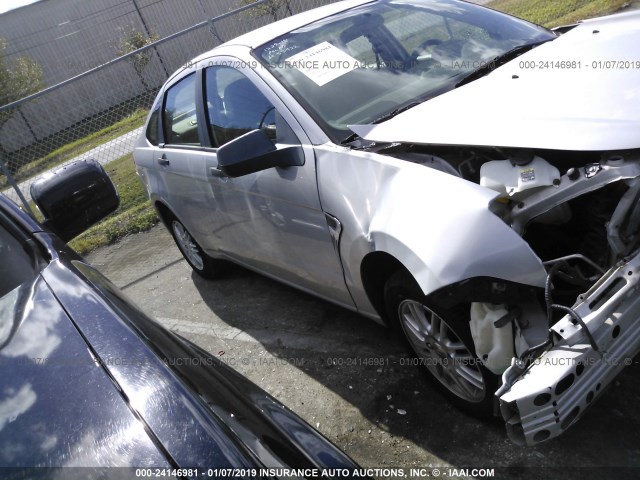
157;154;170;166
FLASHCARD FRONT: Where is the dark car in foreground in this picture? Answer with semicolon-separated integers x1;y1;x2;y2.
0;160;362;476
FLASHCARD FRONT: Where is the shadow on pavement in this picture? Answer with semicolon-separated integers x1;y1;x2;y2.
189;263;640;479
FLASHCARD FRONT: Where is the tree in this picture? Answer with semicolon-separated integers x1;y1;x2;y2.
239;0;293;22
116;25;160;90
0;38;44;131
0;37;43;185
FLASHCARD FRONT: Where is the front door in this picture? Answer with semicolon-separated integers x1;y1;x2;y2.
200;62;352;307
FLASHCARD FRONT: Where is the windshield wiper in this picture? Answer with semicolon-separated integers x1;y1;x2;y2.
341;131;361;144
341;101;421;145
372;101;421;125
455;40;552;88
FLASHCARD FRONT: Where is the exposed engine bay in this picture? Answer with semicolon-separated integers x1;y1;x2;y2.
382;144;640;445
383;145;640;265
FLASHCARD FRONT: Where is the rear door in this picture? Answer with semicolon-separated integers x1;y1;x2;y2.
135;69;223;251
158;71;216;247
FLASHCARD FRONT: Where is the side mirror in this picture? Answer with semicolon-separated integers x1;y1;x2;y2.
217;129;303;177
30;159;119;242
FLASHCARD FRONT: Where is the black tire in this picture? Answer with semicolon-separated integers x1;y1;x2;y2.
169;216;226;280
384;270;499;417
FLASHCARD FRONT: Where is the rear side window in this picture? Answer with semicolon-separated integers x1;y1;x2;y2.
163;73;199;146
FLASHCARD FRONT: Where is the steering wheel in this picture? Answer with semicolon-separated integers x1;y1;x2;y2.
414;38;444;53
258;106;276;130
405;38;444;71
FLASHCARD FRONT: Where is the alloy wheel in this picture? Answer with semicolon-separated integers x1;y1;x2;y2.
398;299;486;403
172;220;204;271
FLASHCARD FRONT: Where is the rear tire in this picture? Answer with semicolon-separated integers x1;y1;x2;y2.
169;217;226;279
384;270;499;417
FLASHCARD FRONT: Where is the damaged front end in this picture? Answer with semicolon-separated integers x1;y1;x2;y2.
498;249;640;445
490;151;640;446
349;7;640;443
385;145;640;445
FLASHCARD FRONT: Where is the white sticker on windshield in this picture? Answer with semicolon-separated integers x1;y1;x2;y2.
286;41;360;86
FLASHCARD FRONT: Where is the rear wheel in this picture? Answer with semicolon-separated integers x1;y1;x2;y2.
384;270;499;417
170;217;226;279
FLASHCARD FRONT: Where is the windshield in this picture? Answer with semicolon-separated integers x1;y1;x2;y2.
254;0;554;143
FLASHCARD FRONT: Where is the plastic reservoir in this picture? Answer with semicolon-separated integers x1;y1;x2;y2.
470;302;515;374
480;156;561;196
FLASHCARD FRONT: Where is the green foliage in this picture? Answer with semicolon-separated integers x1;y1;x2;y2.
0;37;43;128
488;0;627;27
239;0;292;21
104;152;151;212
116;25;160;84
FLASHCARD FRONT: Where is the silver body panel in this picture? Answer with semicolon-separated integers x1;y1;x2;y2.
314;144;547;318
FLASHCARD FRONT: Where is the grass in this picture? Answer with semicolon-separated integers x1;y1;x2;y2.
68;153;159;255
1;109;147;189
487;0;628;27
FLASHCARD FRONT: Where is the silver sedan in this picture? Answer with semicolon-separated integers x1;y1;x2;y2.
134;0;640;445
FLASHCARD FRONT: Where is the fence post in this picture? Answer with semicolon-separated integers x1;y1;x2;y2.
18;108;38;144
195;0;224;45
207;18;224;45
132;0;170;77
0;153;36;219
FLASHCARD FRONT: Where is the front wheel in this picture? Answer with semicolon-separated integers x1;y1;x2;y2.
170;217;226;279
384;271;499;417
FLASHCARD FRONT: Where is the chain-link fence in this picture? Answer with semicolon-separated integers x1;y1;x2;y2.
0;0;338;211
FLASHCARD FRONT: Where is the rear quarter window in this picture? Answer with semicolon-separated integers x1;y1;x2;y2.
146;106;160;146
0;219;39;298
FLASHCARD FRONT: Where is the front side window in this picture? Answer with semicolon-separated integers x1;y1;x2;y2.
163;73;199;146
204;67;276;147
254;0;554;143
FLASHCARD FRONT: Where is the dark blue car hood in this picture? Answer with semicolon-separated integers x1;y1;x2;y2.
0;184;363;475
0;274;169;468
1;253;361;473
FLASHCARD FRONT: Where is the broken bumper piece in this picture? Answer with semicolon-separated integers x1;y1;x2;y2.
498;249;640;446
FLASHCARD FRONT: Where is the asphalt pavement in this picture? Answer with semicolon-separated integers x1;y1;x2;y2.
86;224;640;480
